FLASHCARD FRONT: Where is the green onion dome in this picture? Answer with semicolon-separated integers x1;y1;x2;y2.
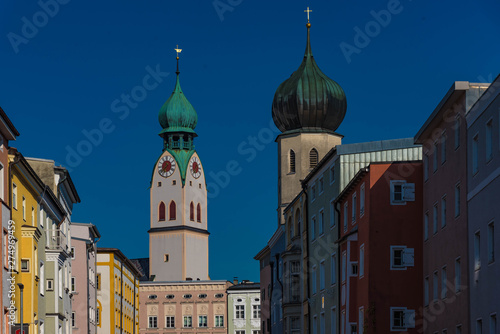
158;71;198;135
272;23;347;133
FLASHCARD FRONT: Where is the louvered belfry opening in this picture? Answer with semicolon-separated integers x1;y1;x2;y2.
290;149;296;173
310;148;318;168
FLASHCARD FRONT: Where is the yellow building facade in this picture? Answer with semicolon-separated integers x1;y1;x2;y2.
9;149;44;334
97;248;140;334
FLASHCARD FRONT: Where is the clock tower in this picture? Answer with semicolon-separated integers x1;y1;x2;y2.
148;55;209;282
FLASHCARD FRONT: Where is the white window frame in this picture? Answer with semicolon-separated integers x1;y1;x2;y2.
359;244;365;278
183;315;192;328
441;131;447;164
454;117;460;150
455;182;461;218
390;246;414;270
360;183;365;217
148;316;158;329
455;257;461;292
424;212;429;241
331;253;337;286
433;203;438;234
389;307;415;331
330;200;336;228
198;315;208;328
319;209;324;236
352;193;357;223
235;304;245;319
320;260;325;291
343;203;348;232
165;316;175;328
311;215;316;240
441;195;447;228
472;133;479;175
330;165;335;184
319;176;324;195
215;315;224;327
312;265;317;294
424;153;429;181
390;180;406;205
486;118;493;162
488;221;495;264
474;230;481;270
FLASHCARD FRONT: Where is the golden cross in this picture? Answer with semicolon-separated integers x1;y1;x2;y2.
304;7;312;23
174;44;182;57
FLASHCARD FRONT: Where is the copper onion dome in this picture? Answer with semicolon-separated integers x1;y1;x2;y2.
272;23;347;133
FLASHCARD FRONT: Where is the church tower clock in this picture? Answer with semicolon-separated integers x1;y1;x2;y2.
148;52;209;281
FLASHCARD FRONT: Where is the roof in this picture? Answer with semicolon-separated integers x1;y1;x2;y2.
71;222;101;239
0;106;20;140
335;167;369;203
139;279;232;286
97;248;142;278
130;258;150;281
254;245;270;261
227;282;260;291
415;81;490;142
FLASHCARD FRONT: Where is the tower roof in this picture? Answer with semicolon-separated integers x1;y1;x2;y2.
272;21;347;133
158;56;198;135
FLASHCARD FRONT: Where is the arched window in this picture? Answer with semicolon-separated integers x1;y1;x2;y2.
190;202;194;221
295;208;301;237
169;201;176;220
197;204;201;223
289;150;296;173
310;148;318;169
287;217;293;243
159;202;166;221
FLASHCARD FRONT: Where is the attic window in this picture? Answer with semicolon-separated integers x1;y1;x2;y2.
148;295;157;299
166;294;175;299
183;294;192;299
215;293;224;298
199;294;207;298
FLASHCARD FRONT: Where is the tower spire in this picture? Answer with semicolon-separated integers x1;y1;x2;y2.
174;44;182;74
304;7;312;57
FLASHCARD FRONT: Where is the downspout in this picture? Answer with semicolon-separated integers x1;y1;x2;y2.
275;254;284;332
334;201;342;334
93;235;100;334
85;242;90;334
269;260;274;334
133;276;136;334
120;261;123;334
301;182;310;334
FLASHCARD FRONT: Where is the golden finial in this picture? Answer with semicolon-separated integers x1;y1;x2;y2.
304;6;312;26
174;44;182;60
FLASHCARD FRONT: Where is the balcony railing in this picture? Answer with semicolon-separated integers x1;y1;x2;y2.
46;229;68;251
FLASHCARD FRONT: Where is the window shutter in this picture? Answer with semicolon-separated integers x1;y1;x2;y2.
402;183;415;201
404;309;416;328
403;248;414;267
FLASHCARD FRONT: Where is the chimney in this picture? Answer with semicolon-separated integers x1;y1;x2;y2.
233;277;238;285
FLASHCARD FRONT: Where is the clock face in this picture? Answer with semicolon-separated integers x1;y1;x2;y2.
158;155;176;178
189;156;201;179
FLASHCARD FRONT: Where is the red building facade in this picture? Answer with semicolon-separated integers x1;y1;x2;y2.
337;162;423;333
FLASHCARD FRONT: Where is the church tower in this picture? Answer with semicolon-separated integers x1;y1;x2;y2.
148;53;209;281
272;20;347;225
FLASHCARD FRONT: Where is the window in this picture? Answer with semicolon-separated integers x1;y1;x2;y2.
441;266;447;299
343;203;348;232
319;210;324;235
183;316;192;328
331;254;336;285
96;274;101;290
476;319;482;334
40;262;45;295
486;119;493;161
21;259;29;272
330;200;335;227
197;203;201;222
455;257;461;292
474;231;481;270
310;148;318;168
424;276;429;306
71;277;75;292
148;316;158;328
390;181;415;204
433;142;438;172
342;252;347;282
199;293;207;298
312;265;317;294
352;193;357;223
433;271;438;301
454;118;460;149
96;307;100;325
441;196;447;228
31;207;35;225
169;201;176;220
215;315;224;327
320;313;325;334
166;294;175;299
22;197;26;220
473;134;479;174
236;331;246;334
350;324;357;334
290;150;296;173
72;312;75;327
236;305;245;319
198;315;208;327
311;216;316;240
159;202;166;221
183;294;192;299
359;245;365;277
488;222;495;263
253;305;261;319
441;131;447;164
390;307;415;331
148;294;157;299
351;263;358;276
390;246;414;269
47;279;54;291
215;293;224;298
166;316;174;328
424;154;429;181
359;308;364;334
490;314;497;334
320;261;325;290
330;165;335;184
12;183;17;209
164;254;169;262
424;212;429;240
311;184;316;201
433;204;438;234
190;202;194;221
360;184;365;216
313;315;318;334
456;325;462;334
319;176;324;194
157;181;161;187
455;183;461;217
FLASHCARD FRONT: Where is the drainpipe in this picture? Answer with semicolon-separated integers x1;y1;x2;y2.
269;260;274;334
120;261;123;334
93;234;100;334
301;182;310;334
275;254;284;332
334;201;342;334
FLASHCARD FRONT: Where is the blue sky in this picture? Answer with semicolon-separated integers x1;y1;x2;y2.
1;0;498;282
